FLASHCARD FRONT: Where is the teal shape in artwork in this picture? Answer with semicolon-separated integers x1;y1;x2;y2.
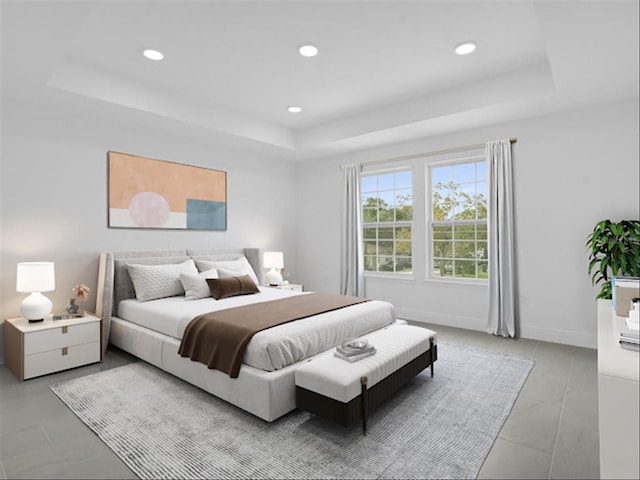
186;199;227;230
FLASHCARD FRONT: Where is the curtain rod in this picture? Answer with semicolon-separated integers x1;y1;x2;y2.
350;137;518;169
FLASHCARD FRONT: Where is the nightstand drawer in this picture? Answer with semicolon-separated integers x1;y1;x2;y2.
268;283;303;292
284;284;303;292
24;321;100;355
24;341;100;379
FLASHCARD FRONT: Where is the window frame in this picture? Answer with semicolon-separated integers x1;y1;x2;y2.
361;167;414;277
426;154;488;284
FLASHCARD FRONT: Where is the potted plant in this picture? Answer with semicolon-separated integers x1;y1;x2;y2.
586;219;640;299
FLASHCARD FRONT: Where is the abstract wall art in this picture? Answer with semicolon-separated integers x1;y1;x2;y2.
108;151;227;230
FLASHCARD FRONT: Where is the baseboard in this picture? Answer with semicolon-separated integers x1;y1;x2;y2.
518;324;596;349
396;307;596;349
395;307;486;332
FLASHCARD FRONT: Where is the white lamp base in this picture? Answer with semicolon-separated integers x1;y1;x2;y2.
20;292;52;322
265;268;283;286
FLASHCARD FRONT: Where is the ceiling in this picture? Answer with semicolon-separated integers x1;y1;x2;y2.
2;0;638;161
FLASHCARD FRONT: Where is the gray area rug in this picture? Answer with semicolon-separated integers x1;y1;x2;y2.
50;342;534;479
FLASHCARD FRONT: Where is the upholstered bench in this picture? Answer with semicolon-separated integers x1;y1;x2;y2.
295;324;437;434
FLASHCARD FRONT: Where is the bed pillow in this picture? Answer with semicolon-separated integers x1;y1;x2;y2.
127;259;198;302
206;275;259;300
180;268;219;300
196;257;260;286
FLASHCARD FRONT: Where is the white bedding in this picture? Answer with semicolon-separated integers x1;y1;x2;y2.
118;288;396;372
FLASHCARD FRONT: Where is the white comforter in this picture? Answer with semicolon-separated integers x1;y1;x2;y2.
118;288;396;372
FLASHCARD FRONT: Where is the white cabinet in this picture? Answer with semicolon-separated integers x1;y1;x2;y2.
4;313;102;381
597;300;640;479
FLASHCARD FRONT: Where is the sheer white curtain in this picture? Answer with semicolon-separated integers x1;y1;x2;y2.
340;164;365;297
486;139;516;337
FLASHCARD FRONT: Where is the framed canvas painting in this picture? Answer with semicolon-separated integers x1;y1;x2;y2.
108;151;227;230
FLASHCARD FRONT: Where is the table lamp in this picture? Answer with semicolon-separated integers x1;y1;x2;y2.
16;262;55;322
264;251;284;286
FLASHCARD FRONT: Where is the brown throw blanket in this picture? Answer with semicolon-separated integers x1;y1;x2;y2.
178;293;369;378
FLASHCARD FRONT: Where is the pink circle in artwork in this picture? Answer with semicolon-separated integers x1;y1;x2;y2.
128;191;170;227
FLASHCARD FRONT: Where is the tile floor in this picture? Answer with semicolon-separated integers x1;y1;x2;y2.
0;323;600;479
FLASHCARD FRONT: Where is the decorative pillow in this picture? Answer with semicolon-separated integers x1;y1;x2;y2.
180;268;219;300
206;275;259;300
127;259;198;302
196;257;260;286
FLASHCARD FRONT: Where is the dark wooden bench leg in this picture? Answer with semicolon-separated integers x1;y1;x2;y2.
360;376;368;435
430;338;434;378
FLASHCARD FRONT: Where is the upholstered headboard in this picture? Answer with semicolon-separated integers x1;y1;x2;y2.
96;248;263;354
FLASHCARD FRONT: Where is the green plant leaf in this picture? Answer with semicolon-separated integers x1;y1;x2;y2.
599;256;609;280
597;280;613;300
586;219;640;299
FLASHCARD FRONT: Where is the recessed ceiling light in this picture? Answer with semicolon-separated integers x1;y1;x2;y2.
454;42;476;55
288;106;302;114
143;49;164;61
298;44;318;57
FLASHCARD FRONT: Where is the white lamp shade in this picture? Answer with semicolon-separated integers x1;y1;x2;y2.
16;262;55;292
264;251;284;269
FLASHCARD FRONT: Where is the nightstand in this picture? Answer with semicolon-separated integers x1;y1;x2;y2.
3;313;102;381
268;283;303;292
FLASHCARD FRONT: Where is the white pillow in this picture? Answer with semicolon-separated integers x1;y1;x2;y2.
127;259;198;302
196;257;260;286
180;268;219;300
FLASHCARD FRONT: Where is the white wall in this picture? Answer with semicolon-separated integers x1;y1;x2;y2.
295;99;640;348
0;103;298;361
1;97;637;366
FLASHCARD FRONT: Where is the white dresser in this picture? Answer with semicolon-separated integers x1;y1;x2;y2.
4;313;102;381
597;299;640;479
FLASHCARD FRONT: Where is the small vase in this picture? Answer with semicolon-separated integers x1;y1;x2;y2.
66;298;79;314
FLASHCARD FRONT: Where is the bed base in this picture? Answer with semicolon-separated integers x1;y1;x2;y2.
110;316;303;422
110;317;415;422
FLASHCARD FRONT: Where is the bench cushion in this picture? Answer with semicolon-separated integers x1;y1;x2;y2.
295;324;436;403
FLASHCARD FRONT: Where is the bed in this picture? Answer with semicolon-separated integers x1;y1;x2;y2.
96;248;399;422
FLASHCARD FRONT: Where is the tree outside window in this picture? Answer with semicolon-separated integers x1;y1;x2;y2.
362;170;413;274
430;159;488;280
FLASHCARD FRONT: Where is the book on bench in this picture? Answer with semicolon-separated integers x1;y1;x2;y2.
334;348;377;362
334;338;376;362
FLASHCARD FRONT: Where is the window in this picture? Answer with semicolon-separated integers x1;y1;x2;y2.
362;170;413;274
429;158;487;280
